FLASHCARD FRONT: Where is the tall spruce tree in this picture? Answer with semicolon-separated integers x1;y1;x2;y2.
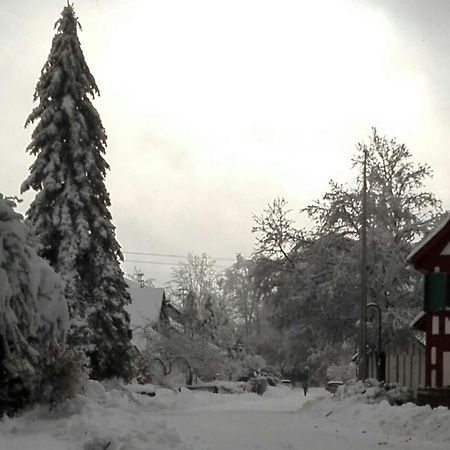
21;4;133;380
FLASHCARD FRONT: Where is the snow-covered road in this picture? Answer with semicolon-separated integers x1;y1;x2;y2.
163;388;449;450
1;383;450;450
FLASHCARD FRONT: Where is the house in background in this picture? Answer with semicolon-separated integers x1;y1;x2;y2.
126;279;167;328
125;280;191;386
125;280;183;345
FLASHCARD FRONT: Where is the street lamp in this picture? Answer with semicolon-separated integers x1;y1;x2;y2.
367;302;385;381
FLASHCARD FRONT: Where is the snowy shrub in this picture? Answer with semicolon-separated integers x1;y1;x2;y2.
83;437;113;450
37;345;89;406
220;357;244;381
217;382;248;394
223;353;268;381
333;378;413;405
258;367;282;386
248;377;269;395
143;328;226;382
0;195;71;414
134;351;162;384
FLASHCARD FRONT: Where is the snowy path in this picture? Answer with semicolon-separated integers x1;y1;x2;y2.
163;388;448;450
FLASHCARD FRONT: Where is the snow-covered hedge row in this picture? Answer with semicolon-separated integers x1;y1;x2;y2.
333;378;413;405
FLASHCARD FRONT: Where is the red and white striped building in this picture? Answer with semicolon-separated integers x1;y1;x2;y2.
409;215;450;389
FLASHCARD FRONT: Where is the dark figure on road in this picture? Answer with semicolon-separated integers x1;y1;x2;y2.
302;378;309;396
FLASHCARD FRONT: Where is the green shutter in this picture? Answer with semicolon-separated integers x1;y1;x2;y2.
424;273;448;311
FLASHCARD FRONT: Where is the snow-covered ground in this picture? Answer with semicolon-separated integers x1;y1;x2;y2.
1;382;450;450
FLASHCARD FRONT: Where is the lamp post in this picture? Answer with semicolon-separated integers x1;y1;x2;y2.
367;302;385;381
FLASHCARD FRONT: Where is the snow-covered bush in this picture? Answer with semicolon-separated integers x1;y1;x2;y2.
217;381;248;394
134;350;161;384
140;327;225;382
37;345;89;405
222;352;267;381
333;378;413;405
0;195;72;414
83;437;113;450
258;367;282;386
220;357;245;381
248;377;269;395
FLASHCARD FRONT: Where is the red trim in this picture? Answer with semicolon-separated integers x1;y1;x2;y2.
413;312;450;387
412;313;427;331
410;218;450;272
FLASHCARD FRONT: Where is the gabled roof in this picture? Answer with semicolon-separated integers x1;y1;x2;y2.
125;280;165;329
408;213;450;269
410;311;426;331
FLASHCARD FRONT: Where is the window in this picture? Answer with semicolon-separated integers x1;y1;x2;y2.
432;316;440;335
424;273;449;311
431;347;437;365
446;318;450;335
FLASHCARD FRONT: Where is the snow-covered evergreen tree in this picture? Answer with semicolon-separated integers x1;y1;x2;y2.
21;5;133;381
0;194;69;413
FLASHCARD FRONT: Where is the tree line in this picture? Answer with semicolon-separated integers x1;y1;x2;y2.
164;129;442;383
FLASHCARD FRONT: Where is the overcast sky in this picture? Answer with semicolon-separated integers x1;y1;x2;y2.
2;0;450;285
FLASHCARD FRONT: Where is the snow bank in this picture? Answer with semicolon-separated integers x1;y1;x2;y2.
301;389;450;443
333;378;413;405
0;380;187;450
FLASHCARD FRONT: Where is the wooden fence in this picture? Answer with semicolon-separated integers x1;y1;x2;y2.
367;338;426;392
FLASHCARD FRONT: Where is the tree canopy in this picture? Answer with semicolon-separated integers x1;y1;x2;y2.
249;129;443;380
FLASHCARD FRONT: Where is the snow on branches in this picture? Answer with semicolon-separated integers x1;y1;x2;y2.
0;195;69;412
21;4;133;381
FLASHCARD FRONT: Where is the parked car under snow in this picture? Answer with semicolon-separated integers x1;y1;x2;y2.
325;380;343;393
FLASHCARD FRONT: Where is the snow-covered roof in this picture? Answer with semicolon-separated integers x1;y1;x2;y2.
410;311;426;329
407;213;450;262
125;280;165;329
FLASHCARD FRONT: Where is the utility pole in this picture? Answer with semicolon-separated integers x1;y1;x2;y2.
359;147;368;380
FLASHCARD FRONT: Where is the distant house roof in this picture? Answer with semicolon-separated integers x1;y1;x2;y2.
125;279;165;329
408;214;450;273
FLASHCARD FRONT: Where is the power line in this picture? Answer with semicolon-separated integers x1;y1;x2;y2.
123;259;229;270
123;250;236;262
124;259;181;267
